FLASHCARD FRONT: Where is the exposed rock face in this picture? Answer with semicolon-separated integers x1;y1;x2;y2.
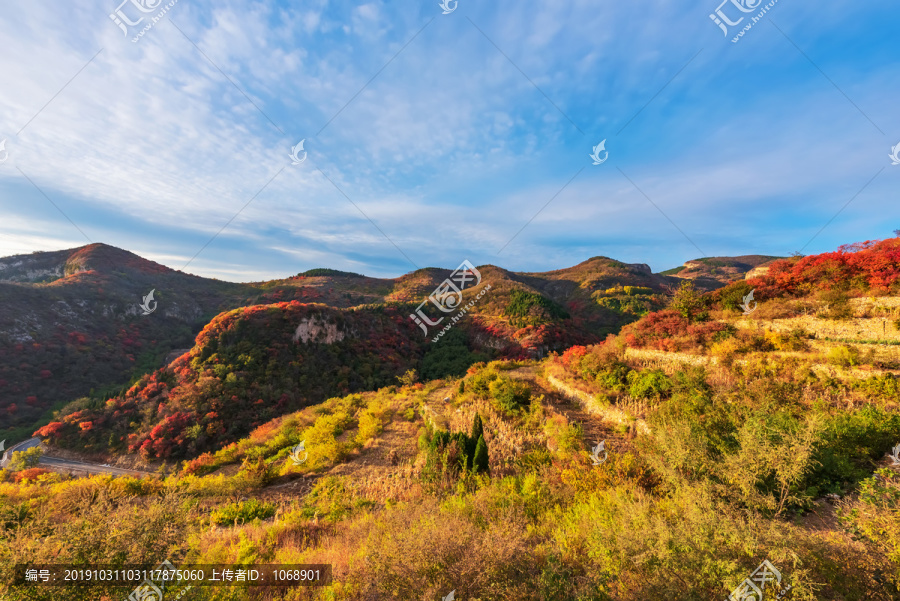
745;265;771;279
293;317;346;344
627;263;652;275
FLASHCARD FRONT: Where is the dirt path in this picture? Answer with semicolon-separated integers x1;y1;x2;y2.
502;365;636;456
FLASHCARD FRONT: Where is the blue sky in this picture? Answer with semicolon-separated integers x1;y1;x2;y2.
0;0;897;281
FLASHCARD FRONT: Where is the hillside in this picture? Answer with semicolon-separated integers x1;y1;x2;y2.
5;280;900;598
660;254;784;286
0;244;259;438
0;245;705;442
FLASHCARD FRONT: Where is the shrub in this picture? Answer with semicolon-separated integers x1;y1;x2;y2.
210;499;276;526
827;345;861;367
7;446;43;471
766;328;811;352
819;290;854;319
624;286;653;296
717;281;754;312
488;377;531;413
396;369;418;386
13;467;51;483
543;415;582;456
811;407;900;490
356;411;384;444
465;368;500;397
626;369;671;400
709;337;744;366
837;468;900;586
670;280;707;322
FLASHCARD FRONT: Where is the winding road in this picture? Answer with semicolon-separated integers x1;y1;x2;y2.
2;437;149;477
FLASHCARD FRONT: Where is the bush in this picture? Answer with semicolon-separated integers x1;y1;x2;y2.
13;467;51;483
709;337;744;366
819;290;854;320
7;446;43;471
670;280;707;322
837;468;900;587
626;369;671;400
716;281;755;313
356;411;384;445
210;499;276;526
488;376;532;413
543;415;583;456
465;368;500;397
766;328;811;352
827;345;861;367
624;286;653;296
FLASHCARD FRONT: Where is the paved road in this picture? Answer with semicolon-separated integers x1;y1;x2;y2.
0;437;41;468
39;456;149;477
2;436;149;477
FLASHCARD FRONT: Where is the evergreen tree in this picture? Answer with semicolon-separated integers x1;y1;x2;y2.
471;413;483;445
473;435;489;474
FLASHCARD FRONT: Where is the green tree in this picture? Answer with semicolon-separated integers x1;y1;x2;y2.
670;280;706;322
473;435;489;474
396;369;418;386
471;413;484;445
8;446;43;471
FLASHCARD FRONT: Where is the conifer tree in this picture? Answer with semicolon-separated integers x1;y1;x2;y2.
471;413;484;444
473;434;489;474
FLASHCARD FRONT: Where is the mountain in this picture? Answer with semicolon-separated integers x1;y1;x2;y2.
659;254;785;286
0;244;261;439
0;244;728;445
6;236;900;600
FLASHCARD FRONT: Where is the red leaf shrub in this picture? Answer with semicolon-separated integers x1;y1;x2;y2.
14;468;51;483
749;237;900;296
622;309;731;352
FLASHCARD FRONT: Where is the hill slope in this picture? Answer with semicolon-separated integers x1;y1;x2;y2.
1;245;707;441
0;244;258;437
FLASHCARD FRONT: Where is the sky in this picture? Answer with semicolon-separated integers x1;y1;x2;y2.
0;0;897;282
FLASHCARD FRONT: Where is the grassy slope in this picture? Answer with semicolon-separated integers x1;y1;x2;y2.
9;250;692;451
4;293;900;599
4;238;900;599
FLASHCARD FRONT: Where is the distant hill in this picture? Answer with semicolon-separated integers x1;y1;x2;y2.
660;255;785;286
0;244;259;439
0;243;735;444
34;301;430;459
